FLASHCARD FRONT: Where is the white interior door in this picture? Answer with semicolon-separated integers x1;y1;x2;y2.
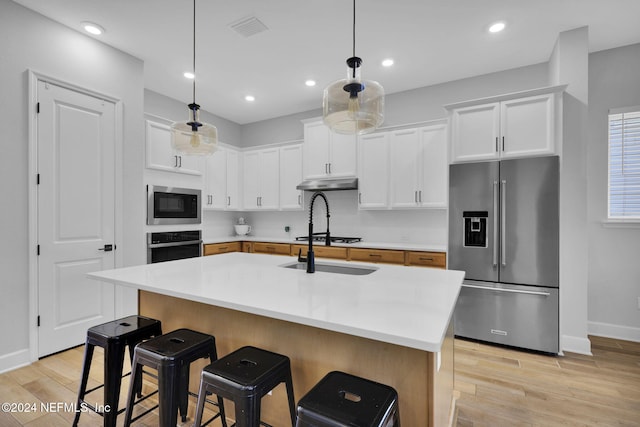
37;80;116;357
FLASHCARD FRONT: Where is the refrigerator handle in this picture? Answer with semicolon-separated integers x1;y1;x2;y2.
501;179;507;266
493;180;499;267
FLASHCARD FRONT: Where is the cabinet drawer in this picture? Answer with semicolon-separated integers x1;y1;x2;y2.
253;242;291;255
291;244;348;260
203;242;241;256
349;248;405;265
406;251;446;269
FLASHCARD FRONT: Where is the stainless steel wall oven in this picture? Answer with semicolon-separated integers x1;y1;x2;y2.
146;230;202;263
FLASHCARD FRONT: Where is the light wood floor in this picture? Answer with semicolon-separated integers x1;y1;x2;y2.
454;336;640;427
0;336;638;426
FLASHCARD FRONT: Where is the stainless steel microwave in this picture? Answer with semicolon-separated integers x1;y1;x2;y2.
147;185;201;225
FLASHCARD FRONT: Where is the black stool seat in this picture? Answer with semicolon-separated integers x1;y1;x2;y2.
296;371;400;427
73;315;162;427
123;328;227;427
193;345;296;427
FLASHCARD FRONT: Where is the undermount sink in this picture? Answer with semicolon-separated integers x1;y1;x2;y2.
280;261;378;276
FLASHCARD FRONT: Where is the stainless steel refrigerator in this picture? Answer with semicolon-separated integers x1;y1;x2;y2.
448;156;559;353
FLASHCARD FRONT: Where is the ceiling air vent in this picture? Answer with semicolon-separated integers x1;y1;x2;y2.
229;16;268;38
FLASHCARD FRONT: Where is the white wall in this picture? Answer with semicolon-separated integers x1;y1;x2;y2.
587;43;640;341
0;0;144;371
549;27;591;354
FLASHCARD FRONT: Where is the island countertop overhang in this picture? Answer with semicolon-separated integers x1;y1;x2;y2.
87;252;464;353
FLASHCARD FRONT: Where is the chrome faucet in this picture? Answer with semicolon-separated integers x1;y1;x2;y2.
298;191;330;273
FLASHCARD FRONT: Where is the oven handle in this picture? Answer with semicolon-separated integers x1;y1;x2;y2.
147;240;202;249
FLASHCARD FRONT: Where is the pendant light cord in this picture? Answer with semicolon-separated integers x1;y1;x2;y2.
352;0;356;59
192;0;196;105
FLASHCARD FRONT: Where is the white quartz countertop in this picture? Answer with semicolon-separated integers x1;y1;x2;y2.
203;236;447;253
88;252;464;352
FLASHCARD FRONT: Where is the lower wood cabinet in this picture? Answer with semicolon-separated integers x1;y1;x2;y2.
290;244;348;260
252;242;291;255
204;240;446;269
203;242;242;256
406;251;446;269
349;248;406;265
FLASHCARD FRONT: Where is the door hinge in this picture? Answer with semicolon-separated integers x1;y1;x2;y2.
37;245;40;256
36;102;40;114
37;316;40;327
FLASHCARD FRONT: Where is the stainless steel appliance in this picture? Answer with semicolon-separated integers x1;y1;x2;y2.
147;230;202;263
147;185;201;225
449;156;559;353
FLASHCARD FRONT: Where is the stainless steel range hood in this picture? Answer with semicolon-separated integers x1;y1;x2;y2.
296;177;358;191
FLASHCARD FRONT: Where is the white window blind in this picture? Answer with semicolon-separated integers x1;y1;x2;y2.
608;110;640;219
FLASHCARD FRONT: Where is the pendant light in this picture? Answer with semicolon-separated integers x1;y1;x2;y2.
322;0;384;135
170;0;218;155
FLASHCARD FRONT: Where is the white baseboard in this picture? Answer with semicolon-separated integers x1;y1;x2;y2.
588;321;640;343
561;335;592;355
0;349;31;374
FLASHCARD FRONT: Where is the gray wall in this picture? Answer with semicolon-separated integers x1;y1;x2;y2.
240;63;549;147
587;43;640;340
0;0;144;369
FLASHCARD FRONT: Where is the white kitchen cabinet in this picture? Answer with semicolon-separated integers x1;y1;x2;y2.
279;144;304;210
203;146;240;210
358;132;389;209
303;120;357;179
389;123;448;209
145;118;204;175
448;86;564;163
225;150;240;210
243;148;280;210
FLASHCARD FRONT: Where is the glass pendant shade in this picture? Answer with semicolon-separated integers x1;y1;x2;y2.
171;103;218;155
323;58;384;136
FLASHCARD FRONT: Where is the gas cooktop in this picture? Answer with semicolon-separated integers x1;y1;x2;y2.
295;235;362;244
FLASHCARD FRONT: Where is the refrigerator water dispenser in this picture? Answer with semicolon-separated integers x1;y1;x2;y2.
463;211;488;247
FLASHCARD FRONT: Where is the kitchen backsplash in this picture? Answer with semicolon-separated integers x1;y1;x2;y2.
202;190;447;246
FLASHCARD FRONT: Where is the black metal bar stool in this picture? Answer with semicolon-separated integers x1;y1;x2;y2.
123;328;227;427
72;315;162;427
193;345;296;427
295;371;400;427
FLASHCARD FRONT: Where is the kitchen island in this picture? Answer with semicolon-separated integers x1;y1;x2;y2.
88;252;464;426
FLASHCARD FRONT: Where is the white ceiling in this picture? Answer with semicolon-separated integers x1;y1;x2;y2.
12;0;640;124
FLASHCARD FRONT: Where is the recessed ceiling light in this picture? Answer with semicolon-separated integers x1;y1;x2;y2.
382;58;394;67
245;95;255;102
305;80;316;87
183;72;195;79
81;21;104;35
488;22;506;33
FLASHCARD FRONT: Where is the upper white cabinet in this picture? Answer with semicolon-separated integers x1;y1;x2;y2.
145;118;204;175
203;146;240;210
389;123;448;208
279;144;305;210
447;86;564;163
303;120;357;179
243;148;280;210
358;133;389;209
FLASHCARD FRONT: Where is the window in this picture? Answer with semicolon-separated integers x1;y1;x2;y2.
608;108;640;220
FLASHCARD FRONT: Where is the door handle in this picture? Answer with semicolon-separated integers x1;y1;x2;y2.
501;179;507;267
492;180;498;267
462;283;551;297
98;244;114;252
